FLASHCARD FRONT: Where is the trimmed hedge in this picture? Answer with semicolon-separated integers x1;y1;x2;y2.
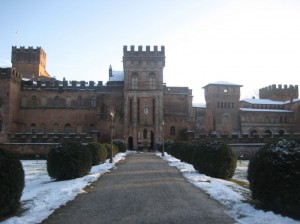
87;143;108;165
248;138;300;219
47;142;92;180
113;139;126;153
166;141;195;164
0;148;25;218
193;140;237;179
104;143;118;160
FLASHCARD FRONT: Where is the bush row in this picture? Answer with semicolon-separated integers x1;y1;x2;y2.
47;141;120;181
162;140;237;179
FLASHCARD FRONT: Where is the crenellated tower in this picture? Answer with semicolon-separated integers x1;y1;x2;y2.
11;46;50;79
259;84;299;101
123;45;165;150
0;67;22;143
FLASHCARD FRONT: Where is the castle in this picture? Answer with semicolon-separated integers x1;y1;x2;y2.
1;46;300;155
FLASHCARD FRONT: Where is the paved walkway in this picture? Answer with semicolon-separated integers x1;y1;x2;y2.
43;153;234;224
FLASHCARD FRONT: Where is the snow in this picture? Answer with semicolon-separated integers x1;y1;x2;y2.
239;108;292;113
1;152;128;224
1;151;299;224
156;152;300;224
241;98;285;105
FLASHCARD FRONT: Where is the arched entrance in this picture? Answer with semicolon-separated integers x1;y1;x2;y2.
150;131;154;151
128;136;133;150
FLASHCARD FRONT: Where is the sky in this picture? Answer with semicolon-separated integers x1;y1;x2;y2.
1;0;300;103
2;152;299;224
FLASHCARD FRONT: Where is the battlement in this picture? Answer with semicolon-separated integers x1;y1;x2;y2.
0;67;22;81
123;45;165;57
259;84;299;101
12;46;46;59
21;78;124;92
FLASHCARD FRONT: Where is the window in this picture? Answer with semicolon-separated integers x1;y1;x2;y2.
91;96;96;107
149;74;156;90
143;129;147;139
32;96;37;107
41;96;47;107
30;123;37;134
64;124;71;134
0;119;2;132
66;97;71;107
131;74;138;90
170;126;176;136
21;96;27;107
53;123;59;134
90;124;96;132
77;96;83;107
54;96;59;107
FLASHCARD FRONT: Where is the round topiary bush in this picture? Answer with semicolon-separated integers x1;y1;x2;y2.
47;142;92;180
192;140;237;179
247;138;300;219
0;148;25;218
86;143;108;165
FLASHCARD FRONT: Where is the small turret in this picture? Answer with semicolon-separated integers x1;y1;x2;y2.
109;65;112;78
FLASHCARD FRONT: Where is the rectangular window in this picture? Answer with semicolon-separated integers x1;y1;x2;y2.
132;76;138;90
149;77;155;90
129;99;133;123
137;99;140;124
152;99;155;124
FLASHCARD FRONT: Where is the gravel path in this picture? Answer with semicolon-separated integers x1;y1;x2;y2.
43;153;234;224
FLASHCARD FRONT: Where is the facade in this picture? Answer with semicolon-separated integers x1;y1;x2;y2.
1;45;300;154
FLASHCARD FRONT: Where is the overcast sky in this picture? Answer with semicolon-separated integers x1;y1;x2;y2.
1;0;300;103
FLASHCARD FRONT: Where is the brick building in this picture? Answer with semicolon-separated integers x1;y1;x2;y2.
0;45;300;155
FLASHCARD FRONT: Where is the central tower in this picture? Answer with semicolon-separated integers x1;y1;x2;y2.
123;45;165;150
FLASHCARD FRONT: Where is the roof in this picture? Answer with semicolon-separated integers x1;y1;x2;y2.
109;71;124;81
241;98;285;105
202;81;243;88
239;108;293;113
193;103;206;108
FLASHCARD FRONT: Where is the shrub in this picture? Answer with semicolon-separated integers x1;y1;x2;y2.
248;138;300;219
0;148;25;218
104;143;118;160
192;140;237;179
166;141;194;164
47;142;92;180
87;143;108;165
113;139;126;153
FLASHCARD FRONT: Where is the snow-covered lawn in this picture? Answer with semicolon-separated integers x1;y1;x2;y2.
1;153;127;224
1;152;299;224
157;152;300;224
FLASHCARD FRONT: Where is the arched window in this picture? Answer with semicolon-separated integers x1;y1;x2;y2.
90;124;96;133
54;96;59;107
31;96;37;107
149;73;156;90
66;97;71;107
64;124;71;134
41;96;47;107
91;96;96;107
131;73;138;90
21;96;27;107
77;96;83;107
30;123;37;134
53;123;59;134
143;128;147;139
250;129;258;137
170;126;176;136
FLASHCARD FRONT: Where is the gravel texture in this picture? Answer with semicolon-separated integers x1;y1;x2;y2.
43;153;234;224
